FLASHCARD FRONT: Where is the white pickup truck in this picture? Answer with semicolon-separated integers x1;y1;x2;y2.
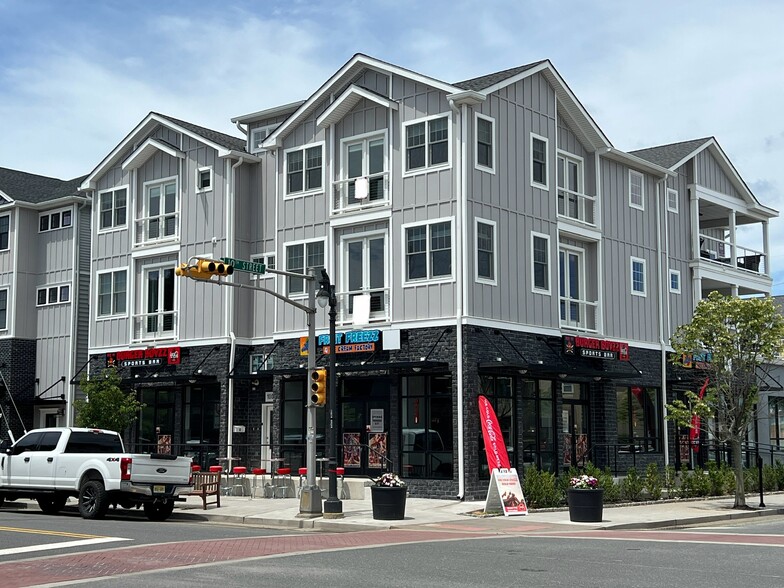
0;427;193;521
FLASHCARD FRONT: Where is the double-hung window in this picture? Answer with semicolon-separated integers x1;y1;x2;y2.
629;170;644;210
404;219;453;282
0;289;7;330
143;265;176;337
97;269;127;317
631;257;646;296
557;153;584;221
531;134;548;188
142;178;178;243
344;233;387;318
98;187;127;231
285;240;325;295
404;114;449;172
286;145;323;195
532;233;550;293
475;114;495;172
0;215;9;251
475;219;496;283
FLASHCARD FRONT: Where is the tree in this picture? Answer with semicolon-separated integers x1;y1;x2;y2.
73;368;144;434
667;292;784;508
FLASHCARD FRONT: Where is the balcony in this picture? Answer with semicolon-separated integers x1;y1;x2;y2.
132;311;177;343
559;296;599;333
135;211;179;246
332;172;389;215
698;233;766;274
557;188;596;227
337;287;390;324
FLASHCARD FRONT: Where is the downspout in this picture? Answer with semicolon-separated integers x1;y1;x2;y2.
68;199;90;427
449;97;465;499
226;157;244;463
655;178;669;466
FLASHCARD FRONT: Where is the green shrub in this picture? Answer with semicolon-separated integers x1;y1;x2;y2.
774;461;784;491
763;463;778;492
691;467;710;497
707;462;731;496
664;464;677;499
644;463;662;500
522;466;561;509
583;463;620;502
744;467;758;493
621;467;644;501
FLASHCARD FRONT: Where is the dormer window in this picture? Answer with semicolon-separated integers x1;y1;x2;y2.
250;124;276;153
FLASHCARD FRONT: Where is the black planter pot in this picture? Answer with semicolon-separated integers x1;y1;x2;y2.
567;488;604;522
371;485;407;520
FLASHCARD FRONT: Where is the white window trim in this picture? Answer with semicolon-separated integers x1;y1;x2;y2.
667;188;679;213
139;262;179;341
0;287;8;331
97;184;129;233
139;175;179;245
474;113;496;174
39;207;73;233
95;267;129;320
339;229;389;320
531;231;551;295
474;217;497;285
284;237;326;298
400;216;456;287
283;141;326;199
669;269;681;294
250;252;276;280
629;170;645;211
195;166;213;193
631;256;647;297
250;124;277;154
36;284;70;306
0;214;10;251
401;112;453;177
338;130;390;211
530;132;549;190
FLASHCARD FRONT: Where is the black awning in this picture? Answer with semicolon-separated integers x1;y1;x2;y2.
121;373;218;385
242;360;449;377
33;396;66;406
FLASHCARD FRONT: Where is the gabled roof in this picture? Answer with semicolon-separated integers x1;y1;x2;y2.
629;138;713;169
81;112;253;190
0;167;87;205
261;54;612;151
452;61;546;91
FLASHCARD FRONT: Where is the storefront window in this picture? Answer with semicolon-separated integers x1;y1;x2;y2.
138;389;175;451
521;380;556;473
401;375;453;479
478;375;514;479
281;380;325;469
616;386;661;453
770;397;784;448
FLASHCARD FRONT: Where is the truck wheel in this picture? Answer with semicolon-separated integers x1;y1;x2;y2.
78;480;109;520
37;494;68;515
143;500;175;521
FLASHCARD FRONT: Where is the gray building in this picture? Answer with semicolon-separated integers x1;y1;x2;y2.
0;167;90;437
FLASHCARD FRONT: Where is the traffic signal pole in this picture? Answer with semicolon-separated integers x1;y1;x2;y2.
177;258;322;517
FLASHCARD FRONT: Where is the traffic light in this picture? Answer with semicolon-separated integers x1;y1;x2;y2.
174;259;234;280
310;368;327;407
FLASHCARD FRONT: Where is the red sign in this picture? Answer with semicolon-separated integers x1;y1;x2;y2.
563;335;630;361
107;347;181;367
478;395;510;471
690;378;710;447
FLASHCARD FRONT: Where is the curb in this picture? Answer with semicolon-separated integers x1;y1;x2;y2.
601;507;784;530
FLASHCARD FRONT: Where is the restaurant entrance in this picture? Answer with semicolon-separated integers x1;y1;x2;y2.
340;377;390;477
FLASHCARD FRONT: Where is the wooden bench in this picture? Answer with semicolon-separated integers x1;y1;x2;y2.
189;471;221;509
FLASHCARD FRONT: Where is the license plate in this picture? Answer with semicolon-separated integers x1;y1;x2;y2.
153;485;166;493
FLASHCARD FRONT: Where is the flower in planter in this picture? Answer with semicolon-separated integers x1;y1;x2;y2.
373;472;406;487
569;474;599;490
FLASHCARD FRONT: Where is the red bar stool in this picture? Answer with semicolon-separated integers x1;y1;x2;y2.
191;464;202;472
336;467;345;499
209;465;223;473
231;466;248;496
274;467;292;498
251;468;268;499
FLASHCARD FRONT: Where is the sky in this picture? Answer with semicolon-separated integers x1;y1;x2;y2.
1;0;782;293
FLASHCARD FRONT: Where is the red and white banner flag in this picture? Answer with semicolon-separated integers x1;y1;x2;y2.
478;395;510;471
690;378;710;447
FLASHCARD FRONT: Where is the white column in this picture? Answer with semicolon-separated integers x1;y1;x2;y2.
729;209;736;266
763;220;770;276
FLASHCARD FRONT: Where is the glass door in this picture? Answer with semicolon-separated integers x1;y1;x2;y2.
562;383;589;468
340;378;389;476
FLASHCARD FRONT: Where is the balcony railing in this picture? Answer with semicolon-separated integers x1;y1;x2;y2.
132;310;177;342
698;233;766;274
332;172;389;214
337;287;390;323
135;212;179;246
557;188;596;227
559;296;598;333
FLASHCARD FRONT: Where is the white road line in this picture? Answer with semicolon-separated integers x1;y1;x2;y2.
0;536;131;556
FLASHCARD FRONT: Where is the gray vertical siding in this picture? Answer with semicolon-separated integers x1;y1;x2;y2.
694;148;740;198
666;165;694;335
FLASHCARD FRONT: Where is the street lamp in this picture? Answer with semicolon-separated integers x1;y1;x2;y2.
317;269;343;518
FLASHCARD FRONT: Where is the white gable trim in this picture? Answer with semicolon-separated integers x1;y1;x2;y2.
317;85;398;129
121;137;184;172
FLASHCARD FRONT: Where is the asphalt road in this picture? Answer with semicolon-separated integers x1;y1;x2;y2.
3;505;784;587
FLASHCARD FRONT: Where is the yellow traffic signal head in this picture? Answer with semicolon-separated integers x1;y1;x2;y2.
310;368;327;406
174;262;214;281
196;259;234;276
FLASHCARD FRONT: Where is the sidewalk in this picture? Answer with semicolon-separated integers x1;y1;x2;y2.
171;490;784;532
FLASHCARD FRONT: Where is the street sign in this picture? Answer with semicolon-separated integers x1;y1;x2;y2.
221;256;265;274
